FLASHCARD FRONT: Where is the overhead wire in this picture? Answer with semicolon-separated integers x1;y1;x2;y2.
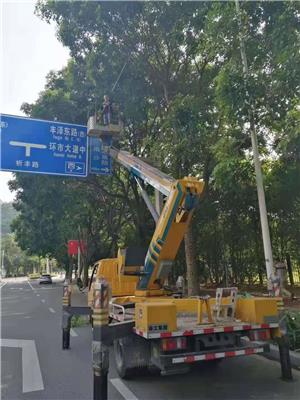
111;59;129;93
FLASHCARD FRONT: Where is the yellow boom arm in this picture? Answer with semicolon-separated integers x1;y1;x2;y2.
109;148;204;295
136;177;204;293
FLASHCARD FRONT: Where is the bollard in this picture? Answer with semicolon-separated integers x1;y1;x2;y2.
62;279;72;306
92;277;110;400
277;335;293;381
62;279;72;350
276;298;293;381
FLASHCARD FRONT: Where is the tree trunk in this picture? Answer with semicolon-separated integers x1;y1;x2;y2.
83;264;89;287
286;253;294;286
184;224;199;296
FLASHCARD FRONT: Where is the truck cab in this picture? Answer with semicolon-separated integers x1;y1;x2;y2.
88;247;147;304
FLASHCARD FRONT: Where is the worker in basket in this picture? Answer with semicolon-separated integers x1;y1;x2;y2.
99;95;121;126
102;95;112;125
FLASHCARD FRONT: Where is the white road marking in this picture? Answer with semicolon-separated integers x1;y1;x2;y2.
48;307;55;313
1;339;44;393
27;280;36;291
36;294;40;297
2;312;25;317
41;299;46;303
0;281;7;289
110;378;139;400
70;328;78;337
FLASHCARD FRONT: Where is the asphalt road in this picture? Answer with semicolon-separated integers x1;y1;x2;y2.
1;277;300;400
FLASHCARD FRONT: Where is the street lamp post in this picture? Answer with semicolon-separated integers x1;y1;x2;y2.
235;0;274;289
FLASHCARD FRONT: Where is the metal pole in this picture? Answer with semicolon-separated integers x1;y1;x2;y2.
62;279;72;349
92;278;110;400
77;245;81;279
277;336;293;381
235;0;274;288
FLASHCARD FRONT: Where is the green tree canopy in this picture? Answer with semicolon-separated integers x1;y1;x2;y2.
10;1;300;289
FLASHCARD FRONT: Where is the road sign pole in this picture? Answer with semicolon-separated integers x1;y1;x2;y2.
92;278;110;400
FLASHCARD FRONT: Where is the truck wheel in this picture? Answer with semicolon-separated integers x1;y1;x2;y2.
114;335;150;379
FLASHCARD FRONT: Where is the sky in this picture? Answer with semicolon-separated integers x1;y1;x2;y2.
0;0;70;202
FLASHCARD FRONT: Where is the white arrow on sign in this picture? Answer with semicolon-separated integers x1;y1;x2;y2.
9;141;47;157
1;339;44;393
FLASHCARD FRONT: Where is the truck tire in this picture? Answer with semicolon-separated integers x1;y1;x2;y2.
114;335;150;379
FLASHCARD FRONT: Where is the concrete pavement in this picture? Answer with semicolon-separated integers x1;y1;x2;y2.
1;278;300;400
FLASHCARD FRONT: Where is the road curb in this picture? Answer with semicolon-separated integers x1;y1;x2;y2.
262;344;300;371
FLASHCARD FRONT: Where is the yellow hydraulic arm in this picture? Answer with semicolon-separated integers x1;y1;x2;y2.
109;148;204;296
135;177;204;295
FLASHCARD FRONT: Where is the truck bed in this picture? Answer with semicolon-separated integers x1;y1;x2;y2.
110;306;279;339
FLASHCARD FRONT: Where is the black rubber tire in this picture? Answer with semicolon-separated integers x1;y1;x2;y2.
114;338;135;379
114;335;150;379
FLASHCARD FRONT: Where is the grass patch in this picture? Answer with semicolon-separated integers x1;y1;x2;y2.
71;315;90;327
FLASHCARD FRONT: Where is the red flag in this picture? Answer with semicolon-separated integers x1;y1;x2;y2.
68;240;87;255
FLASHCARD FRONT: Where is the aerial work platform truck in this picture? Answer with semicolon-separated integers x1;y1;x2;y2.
62;113;291;399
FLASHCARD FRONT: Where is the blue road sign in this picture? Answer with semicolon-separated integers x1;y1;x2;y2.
89;136;112;175
0;114;88;177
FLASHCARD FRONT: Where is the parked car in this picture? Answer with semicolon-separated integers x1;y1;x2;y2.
39;274;52;284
